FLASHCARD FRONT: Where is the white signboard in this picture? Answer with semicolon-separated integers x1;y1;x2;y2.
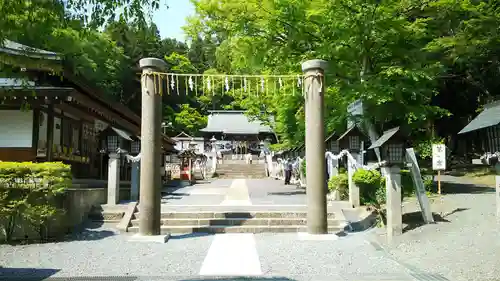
432;144;446;170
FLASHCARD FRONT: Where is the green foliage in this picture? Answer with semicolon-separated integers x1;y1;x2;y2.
174;104;208;136
352;169;384;206
414;137;445;161
0;162;71;242
186;0;453;146
65;0;161;28
301;160;306;177
328;173;348;200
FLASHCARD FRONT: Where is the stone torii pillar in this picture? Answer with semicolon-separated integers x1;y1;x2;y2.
302;59;328;234
134;58;169;242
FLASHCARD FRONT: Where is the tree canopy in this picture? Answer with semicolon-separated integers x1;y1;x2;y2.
183;0;500;151
2;0;500;151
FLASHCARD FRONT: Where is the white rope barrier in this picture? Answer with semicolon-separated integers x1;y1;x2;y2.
271;150;386;184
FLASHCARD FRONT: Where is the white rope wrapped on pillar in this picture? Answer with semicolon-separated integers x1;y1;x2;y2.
125;153;142;163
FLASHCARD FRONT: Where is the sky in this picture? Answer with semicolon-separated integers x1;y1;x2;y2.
152;0;195;42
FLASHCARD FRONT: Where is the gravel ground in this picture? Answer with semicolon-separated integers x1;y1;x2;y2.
369;175;500;281
3;176;495;281
254;233;415;281
0;223;213;279
0;223;424;280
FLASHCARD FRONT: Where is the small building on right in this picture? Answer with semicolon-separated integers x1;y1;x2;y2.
459;100;500;161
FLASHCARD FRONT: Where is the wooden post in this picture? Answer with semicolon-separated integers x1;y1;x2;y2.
46;103;54;161
437;170;441;195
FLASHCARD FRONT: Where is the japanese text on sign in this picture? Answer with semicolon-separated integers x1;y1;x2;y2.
432;144;446;170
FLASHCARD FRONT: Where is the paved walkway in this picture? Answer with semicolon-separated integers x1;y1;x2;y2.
162;178;309;206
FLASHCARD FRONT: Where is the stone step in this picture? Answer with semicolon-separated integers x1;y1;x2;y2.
217;173;266;176
217;175;268;179
216;169;266;172
88;212;124;223
216;171;266;174
217;168;265;171
127;225;344;234
129;217;342;227
133;211;337;220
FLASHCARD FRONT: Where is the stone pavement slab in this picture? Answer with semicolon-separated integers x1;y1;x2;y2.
246;179;307;205
161;179;312;207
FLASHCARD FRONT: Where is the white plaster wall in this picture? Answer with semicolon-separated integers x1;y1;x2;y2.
0;110;33;147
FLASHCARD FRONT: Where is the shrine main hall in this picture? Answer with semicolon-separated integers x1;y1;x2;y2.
199;110;276;155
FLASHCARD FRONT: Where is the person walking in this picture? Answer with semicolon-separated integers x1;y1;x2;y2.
284;158;293;185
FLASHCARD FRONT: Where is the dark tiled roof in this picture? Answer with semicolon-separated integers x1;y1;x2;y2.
201;110;274;134
1;40;60;60
368;127;400;149
459;101;500;134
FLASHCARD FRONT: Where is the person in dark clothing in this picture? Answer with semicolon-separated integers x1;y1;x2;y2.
284;158;293;185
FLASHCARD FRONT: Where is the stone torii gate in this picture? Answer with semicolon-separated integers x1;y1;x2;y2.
133;57;329;241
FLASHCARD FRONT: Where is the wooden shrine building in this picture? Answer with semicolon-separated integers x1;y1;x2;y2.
0;40;176;180
200;110;276;155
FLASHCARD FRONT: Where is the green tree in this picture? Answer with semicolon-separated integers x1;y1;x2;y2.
174;104;208;135
185;0;448;147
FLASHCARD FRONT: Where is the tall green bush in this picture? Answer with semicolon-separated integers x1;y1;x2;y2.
352;169;384;206
328;173;348;200
0;162;71;242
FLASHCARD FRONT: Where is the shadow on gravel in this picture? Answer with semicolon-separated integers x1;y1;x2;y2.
181;276;295;281
169;233;215;239
267;190;306;196
402;210;463;233
2;221;115;245
63;221;116;242
0;267;60;281
441;182;495;194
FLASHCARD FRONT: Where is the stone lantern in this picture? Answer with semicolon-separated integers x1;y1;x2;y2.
325;131;340;154
337;124;368;162
325;131;340;178
337;124;369;207
368;126;405;240
99;127;134;205
131;140;141;155
368;127;406;167
129;139;141;201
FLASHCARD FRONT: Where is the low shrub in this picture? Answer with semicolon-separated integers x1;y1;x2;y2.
353;167;436;226
0;162;71;243
352;169;384;206
328;173;348;200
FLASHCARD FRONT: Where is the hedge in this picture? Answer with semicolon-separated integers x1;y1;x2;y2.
0;162;71;242
351;168;434;206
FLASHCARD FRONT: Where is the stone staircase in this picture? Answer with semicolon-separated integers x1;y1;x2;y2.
88;204;376;235
126;210;347;234
216;161;267;179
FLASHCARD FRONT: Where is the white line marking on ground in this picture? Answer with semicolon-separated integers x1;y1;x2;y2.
220;179;252;205
199;233;262;276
